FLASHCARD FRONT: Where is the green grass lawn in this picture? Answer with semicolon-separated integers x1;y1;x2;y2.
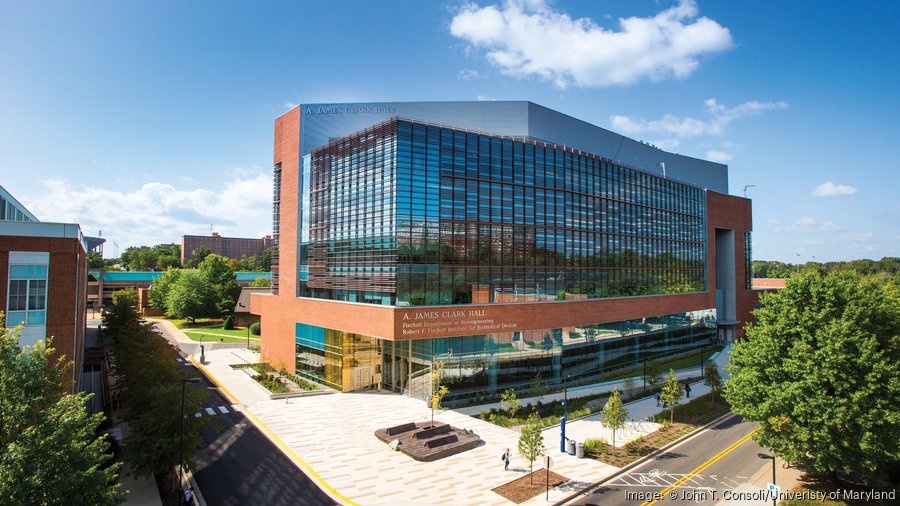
181;324;259;342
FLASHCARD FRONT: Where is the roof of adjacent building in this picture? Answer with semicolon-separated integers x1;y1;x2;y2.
88;270;271;282
234;287;271;313
296;101;728;192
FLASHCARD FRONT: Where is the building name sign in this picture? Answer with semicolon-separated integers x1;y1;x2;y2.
399;308;518;337
306;105;397;115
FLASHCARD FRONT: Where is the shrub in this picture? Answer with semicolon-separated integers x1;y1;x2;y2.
223;315;235;330
249;322;261;336
583;438;607;454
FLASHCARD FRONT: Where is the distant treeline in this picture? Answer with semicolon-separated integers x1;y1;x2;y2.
753;257;900;278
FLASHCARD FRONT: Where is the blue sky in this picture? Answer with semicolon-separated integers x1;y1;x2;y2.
1;0;897;262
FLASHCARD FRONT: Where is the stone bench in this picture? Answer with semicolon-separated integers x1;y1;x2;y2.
413;424;452;440
385;422;418;436
424;434;459;449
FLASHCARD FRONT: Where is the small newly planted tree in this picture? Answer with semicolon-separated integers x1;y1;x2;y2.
430;360;449;428
518;412;545;483
703;361;723;403
660;369;684;424
601;388;628;447
500;388;521;418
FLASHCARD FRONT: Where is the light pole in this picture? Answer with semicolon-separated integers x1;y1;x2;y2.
758;453;776;506
560;374;571;453
180;377;201;496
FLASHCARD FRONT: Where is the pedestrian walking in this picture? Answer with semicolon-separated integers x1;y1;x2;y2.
685;382;691;398
655;391;660;407
502;448;510;471
182;486;194;505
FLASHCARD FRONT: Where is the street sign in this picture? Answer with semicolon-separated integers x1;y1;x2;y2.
768;483;781;496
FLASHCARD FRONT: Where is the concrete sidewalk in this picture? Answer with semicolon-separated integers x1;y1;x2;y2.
157;319;733;505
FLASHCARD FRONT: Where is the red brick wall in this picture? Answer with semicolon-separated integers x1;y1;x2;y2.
256;106;302;372
0;235;87;392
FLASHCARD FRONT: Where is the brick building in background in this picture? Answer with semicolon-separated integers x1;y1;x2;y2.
1;185;88;392
253;102;761;402
180;232;272;264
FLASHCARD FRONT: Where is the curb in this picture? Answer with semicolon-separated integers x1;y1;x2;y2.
553;412;738;505
187;354;358;506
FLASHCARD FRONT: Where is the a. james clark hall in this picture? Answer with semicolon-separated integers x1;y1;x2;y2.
251;101;757;403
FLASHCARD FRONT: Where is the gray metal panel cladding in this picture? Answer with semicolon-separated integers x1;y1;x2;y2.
525;102;728;193
297;101;728;192
299;101;531;156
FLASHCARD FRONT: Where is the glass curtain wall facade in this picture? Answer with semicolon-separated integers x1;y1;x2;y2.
296;309;717;401
301;118;707;306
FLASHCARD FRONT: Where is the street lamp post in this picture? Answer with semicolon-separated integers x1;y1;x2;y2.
758;453;777;506
179;377;202;497
560;374;571;453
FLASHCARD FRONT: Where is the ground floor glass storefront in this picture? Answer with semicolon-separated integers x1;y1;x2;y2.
295;309;716;402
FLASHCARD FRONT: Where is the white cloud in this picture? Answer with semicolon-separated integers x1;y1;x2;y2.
705;150;732;163
449;0;732;88
477;95;496;101
285;101;299;109
812;181;858;197
457;69;482;80
610;98;788;137
21;174;272;256
770;217;843;234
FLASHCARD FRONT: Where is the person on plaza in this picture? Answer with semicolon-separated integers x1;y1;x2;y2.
183;486;193;505
502;448;510;471
685;382;692;398
655;391;660;407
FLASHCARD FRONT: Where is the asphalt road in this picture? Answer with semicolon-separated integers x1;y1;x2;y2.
566;415;772;506
157;323;337;506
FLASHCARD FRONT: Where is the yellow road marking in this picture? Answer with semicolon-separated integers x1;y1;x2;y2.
189;356;359;506
640;428;759;506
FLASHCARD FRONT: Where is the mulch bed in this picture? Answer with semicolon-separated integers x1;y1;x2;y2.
492;469;569;504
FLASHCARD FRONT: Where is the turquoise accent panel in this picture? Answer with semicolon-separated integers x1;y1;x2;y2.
9;265;48;279
26;311;46;325
6;311;25;326
295;323;326;351
236;272;271;281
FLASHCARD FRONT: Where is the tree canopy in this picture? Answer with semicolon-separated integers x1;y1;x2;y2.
165;271;216;320
518;412;545;482
725;271;900;483
119;244;181;271
1;316;122;504
102;293;209;478
248;276;271;288
601;388;627;447
198;254;241;315
660;369;683;424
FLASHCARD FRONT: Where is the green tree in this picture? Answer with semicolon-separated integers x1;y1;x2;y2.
703;361;723;403
223;315;235;330
249;322;261;336
120;246;156;271
102;297;208;479
429;361;449;428
147;267;181;313
87;251;105;268
725;271;900;483
249;276;271;288
188;246;211;268
500;388;521;418
1;316;122;504
518;412;545;483
198;254;241;315
660;369;683;424
601;388;628;447
165;271;216;321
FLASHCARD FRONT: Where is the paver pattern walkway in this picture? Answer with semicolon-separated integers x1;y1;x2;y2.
156;319;734;505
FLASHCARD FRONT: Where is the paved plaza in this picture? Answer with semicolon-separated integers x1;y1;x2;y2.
160;320;732;505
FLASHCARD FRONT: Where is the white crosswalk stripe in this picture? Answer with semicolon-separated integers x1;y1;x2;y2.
176;357;183;362
204;407;216;415
195;412;202;418
218;406;229;414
